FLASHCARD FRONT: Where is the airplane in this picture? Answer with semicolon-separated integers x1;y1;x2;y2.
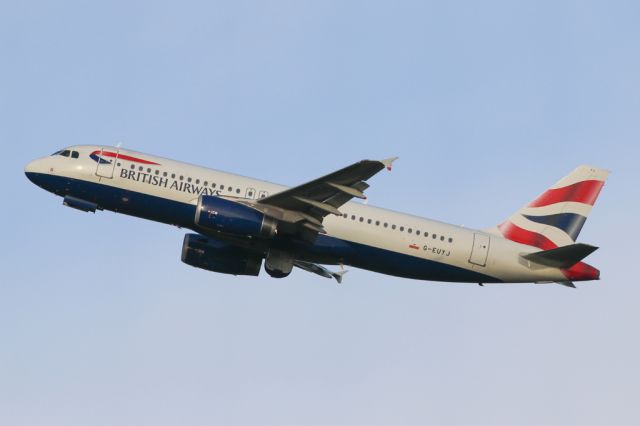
25;146;609;287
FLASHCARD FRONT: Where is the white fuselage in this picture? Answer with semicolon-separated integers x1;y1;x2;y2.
25;145;578;284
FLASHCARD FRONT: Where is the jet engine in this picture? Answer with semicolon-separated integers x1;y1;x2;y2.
194;195;277;237
181;234;262;276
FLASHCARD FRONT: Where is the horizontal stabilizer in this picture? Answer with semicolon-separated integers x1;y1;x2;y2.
522;243;598;269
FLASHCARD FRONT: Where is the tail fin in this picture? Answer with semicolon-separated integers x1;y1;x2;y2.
492;165;609;249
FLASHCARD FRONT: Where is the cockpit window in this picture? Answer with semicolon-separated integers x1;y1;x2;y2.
51;149;78;158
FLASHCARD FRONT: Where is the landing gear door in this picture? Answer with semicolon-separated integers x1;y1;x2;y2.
95;148;118;179
469;233;490;267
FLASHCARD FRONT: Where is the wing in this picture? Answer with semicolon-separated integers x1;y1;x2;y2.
294;261;348;284
256;157;398;235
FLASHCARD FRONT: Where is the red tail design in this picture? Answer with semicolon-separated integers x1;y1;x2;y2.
498;221;557;250
528;180;605;208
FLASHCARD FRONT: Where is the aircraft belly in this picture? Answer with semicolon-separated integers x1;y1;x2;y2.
305;232;501;283
35;173;501;283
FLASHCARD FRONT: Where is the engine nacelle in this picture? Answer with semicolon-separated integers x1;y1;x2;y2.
181;234;262;276
195;195;277;237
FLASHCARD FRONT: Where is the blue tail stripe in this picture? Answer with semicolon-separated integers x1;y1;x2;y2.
523;213;587;241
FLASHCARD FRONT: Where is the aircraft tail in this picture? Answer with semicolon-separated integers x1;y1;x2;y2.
492;165;609;249
521;243;598;269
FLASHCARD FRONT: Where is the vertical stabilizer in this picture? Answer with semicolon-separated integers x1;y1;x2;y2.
491;165;609;249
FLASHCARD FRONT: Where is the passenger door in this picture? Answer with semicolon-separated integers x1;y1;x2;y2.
95;148;118;179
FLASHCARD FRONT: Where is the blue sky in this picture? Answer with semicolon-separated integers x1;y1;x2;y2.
2;1;639;425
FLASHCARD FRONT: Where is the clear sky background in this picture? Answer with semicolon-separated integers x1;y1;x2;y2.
1;1;639;425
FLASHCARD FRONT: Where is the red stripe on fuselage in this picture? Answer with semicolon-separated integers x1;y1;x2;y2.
528;180;604;208
91;150;160;165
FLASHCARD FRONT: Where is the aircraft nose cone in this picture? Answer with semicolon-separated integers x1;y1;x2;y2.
25;158;47;186
25;160;38;183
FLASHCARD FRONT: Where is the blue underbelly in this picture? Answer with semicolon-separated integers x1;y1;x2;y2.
27;172;501;283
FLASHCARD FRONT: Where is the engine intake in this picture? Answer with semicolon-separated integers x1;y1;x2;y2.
181;234;262;276
195;195;277;237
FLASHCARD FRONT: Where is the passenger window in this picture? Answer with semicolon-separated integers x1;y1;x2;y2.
228;187;233;192
212;183;216;188
351;215;356;220
432;234;437;239
180;176;184;181
171;173;176;179
163;172;168;177
408;228;412;233
155;170;159;175
384;223;388;228
139;166;144;171
196;179;200;184
204;181;208;186
392;225;396;230
187;177;192;183
375;221;380;226
416;230;420;235
448;238;453;243
367;219;372;224
236;188;241;194
71;151;79;159
424;232;429;237
440;236;445;241
220;185;224;190
147;168;152;173
400;226;404;232
131;164;135;170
